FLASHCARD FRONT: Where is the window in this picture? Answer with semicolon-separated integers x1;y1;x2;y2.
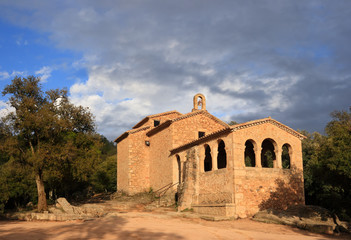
244;140;256;167
261;139;276;168
204;145;212;172
198;131;205;138
176;155;181;183
154;120;160;127
217;140;227;169
282;144;291;169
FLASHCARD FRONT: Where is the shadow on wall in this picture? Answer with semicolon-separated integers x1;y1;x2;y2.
259;167;304;211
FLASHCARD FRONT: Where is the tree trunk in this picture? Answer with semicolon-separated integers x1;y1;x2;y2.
35;173;48;212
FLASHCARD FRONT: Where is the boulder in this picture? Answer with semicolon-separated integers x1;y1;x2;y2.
253;205;348;235
56;198;75;214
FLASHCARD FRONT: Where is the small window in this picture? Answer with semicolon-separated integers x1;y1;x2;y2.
154;120;160;127
198;131;205;138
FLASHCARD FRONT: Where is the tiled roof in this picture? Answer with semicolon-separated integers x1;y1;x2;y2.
114;126;151;143
231;117;306;140
132;110;182;129
170;127;232;154
146;110;229;137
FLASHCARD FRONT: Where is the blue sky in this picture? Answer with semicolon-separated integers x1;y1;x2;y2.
0;1;350;141
0;19;87;93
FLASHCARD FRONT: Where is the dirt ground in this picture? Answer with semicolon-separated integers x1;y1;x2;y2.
0;212;350;240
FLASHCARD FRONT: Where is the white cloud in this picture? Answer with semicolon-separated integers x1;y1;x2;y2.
0;100;14;118
0;71;10;80
35;66;53;82
0;70;26;80
1;1;351;139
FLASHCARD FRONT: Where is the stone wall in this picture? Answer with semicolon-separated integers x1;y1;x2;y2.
127;130;151;194
117;137;130;192
149;127;174;191
233;168;304;218
137;112;181;128
231;121;304;217
232;122;303;169
172;113;225;149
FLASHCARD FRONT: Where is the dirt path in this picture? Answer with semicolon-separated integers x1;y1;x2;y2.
0;212;349;240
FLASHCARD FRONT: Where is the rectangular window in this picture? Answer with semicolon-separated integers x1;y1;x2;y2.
198;131;205;138
154;120;160;127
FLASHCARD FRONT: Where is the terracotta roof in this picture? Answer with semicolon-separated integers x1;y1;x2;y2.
170;127;232;155
231;117;306;140
132;110;182;129
146;110;229;137
114;126;151;143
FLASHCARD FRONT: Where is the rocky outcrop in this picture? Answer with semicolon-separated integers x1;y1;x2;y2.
253;205;350;235
10;198;109;221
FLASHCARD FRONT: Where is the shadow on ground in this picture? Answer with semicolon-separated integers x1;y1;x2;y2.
0;215;183;240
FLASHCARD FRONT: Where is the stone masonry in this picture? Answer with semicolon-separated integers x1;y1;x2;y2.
115;94;305;218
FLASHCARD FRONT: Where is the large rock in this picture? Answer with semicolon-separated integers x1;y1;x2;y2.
56;198;76;214
253;205;349;235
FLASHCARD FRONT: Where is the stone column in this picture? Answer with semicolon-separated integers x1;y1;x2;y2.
254;147;262;168
275;148;282;168
211;143;218;170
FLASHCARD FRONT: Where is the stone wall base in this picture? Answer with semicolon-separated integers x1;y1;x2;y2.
192;203;236;217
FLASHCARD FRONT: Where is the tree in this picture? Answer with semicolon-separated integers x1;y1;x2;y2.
1;76;96;212
301;107;351;220
228;120;238;126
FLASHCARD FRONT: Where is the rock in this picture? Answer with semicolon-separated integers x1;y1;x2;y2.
253;205;343;235
56;198;75;214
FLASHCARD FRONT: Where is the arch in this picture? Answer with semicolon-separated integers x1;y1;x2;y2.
261;138;276;168
217;140;227;169
204;144;212;172
244;140;256;167
176;155;181;183
192;93;206;111
282;143;291;169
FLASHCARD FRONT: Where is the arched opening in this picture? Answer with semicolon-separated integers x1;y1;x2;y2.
244;140;256;167
197;96;203;110
217;140;227;169
192;93;206;111
261;139;276;168
282;144;291;169
176;155;181;183
204;145;212;172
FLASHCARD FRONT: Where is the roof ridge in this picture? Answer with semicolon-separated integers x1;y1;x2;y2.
114;126;151;143
132;110;182;129
170;127;231;154
231;117;306;139
148;110;182;118
146;110;229;137
171;110;229;127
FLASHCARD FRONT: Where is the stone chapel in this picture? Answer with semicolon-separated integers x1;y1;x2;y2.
115;94;305;218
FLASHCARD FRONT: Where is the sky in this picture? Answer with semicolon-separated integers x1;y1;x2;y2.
0;1;350;141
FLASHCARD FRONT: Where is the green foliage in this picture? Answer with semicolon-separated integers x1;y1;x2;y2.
91;155;117;193
0;158;37;213
263;151;274;168
0;76;117;212
245;156;254;167
281;145;290;169
228;120;238;126
301;107;351;221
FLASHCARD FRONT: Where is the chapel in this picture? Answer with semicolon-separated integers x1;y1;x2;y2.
115;94;305;218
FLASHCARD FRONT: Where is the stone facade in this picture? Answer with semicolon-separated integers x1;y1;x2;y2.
115;93;305;217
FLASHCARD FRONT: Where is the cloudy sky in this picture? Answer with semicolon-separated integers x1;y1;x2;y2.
0;1;350;141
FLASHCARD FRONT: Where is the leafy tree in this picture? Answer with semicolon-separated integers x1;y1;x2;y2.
301;107;351;220
1;76;97;212
228;120;238;126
